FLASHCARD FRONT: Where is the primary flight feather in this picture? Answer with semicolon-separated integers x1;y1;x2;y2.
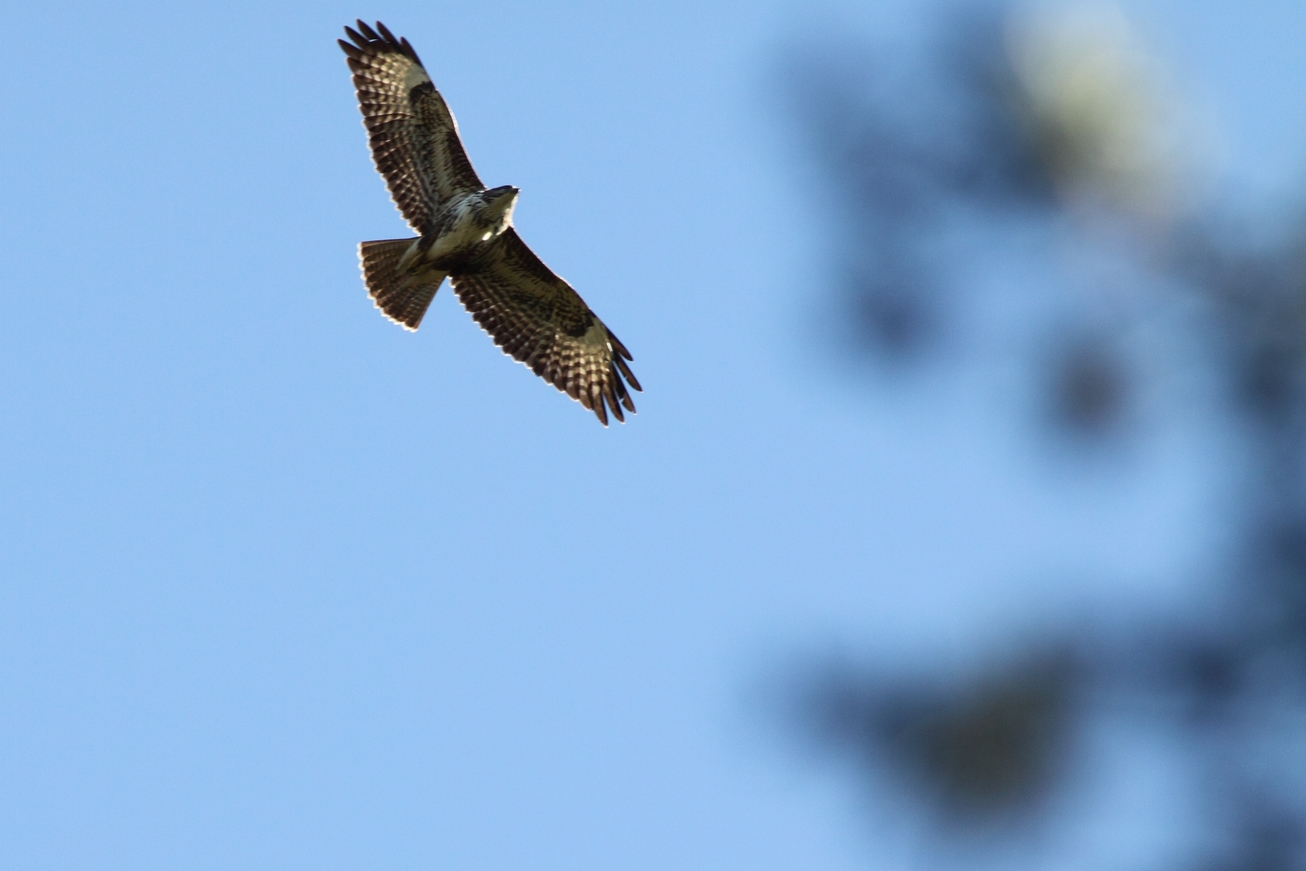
339;20;641;425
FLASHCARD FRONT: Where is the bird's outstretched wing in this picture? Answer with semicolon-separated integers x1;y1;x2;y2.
450;230;642;425
339;21;483;232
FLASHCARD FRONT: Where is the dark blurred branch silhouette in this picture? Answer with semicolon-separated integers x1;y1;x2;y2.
807;648;1081;827
781;3;1306;867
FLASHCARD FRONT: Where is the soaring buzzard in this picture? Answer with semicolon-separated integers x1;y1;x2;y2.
339;20;641;425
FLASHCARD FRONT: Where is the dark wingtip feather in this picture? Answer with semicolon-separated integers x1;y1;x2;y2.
614;355;641;393
603;382;625;423
400;37;422;65
606;329;634;361
343;21;421;65
612;372;637;415
618;382;637;413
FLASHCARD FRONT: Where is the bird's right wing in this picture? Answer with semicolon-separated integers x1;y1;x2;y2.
449;230;642;426
339;21;483;232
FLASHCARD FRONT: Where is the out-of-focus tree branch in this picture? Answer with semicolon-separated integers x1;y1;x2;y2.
779;3;1306;866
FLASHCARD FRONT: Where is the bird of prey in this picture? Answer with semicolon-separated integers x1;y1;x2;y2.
338;21;641;425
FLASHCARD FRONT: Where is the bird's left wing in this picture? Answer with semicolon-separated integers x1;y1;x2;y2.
449;230;642;426
339;21;483;231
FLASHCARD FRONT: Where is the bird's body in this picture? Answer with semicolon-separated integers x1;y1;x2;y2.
339;21;640;425
398;185;519;272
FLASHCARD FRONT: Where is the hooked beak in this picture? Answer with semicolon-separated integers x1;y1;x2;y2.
485;185;519;224
488;185;519;206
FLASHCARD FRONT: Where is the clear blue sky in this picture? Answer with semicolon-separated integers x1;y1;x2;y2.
1;1;1303;869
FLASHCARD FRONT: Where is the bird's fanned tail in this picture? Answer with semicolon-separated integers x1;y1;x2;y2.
358;238;445;330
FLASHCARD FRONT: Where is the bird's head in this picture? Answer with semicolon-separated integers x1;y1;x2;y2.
479;185;520;236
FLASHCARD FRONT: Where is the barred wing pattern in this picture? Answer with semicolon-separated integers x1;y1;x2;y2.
450;230;641;425
339;21;482;231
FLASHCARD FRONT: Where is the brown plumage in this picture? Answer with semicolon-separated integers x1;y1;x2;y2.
339;21;641;425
